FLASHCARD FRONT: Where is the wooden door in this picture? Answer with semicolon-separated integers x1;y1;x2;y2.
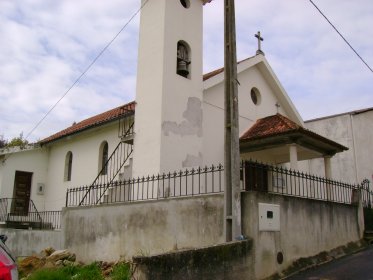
244;162;268;192
11;171;32;215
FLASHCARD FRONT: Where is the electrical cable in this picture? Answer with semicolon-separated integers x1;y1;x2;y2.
24;0;149;141
309;0;373;73
2;0;149;163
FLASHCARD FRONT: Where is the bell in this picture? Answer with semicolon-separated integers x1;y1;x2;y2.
177;60;189;77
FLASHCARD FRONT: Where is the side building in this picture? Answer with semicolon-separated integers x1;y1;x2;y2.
301;107;373;186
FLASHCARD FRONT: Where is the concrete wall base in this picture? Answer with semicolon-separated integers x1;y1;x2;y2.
133;240;254;280
1;229;63;257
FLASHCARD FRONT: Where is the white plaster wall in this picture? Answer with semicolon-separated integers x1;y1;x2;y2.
203;65;289;165
242;192;364;279
63;194;224;262
45;122;125;210
3;229;63;258
160;0;204;171
132;0;165;177
61;191;362;274
133;0;204;176
351;111;373;184
303;110;373;185
0;148;48;211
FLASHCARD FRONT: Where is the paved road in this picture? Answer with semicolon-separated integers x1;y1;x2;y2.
287;246;373;280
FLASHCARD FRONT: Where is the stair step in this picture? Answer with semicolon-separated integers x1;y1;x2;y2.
6;221;42;230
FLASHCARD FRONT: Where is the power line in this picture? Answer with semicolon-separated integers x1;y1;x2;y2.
309;0;373;74
24;0;149;141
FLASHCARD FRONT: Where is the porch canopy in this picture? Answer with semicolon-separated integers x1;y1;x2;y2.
239;114;348;173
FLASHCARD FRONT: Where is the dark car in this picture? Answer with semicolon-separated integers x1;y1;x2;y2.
0;235;18;280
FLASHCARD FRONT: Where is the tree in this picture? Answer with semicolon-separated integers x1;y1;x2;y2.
0;136;7;149
5;133;29;148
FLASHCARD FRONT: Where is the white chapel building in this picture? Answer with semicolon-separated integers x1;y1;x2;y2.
0;0;349;212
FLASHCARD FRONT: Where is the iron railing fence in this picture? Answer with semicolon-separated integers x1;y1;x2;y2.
66;160;367;208
66;164;224;207
118;114;135;139
0;198;61;229
242;161;361;205
361;179;372;208
0;198;41;224
38;211;62;230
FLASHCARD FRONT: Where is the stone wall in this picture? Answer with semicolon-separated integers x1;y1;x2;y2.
5;191;364;279
2;229;63;257
242;192;364;279
133;240;254;280
63;194;225;262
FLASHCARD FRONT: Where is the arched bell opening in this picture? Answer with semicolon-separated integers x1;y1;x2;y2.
176;41;191;79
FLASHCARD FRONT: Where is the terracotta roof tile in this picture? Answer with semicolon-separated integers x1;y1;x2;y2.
240;114;348;153
240;114;302;140
203;68;224;81
40;101;135;144
203;57;255;81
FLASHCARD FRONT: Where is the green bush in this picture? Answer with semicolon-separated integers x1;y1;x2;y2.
111;262;131;280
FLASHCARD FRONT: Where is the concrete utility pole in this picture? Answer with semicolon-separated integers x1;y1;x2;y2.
224;0;242;241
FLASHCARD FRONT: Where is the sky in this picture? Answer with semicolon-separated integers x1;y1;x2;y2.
0;0;372;142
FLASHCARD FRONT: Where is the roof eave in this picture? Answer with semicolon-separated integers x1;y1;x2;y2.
40;111;135;146
240;129;348;156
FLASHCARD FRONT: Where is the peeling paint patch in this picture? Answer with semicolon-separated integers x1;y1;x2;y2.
182;152;203;168
162;97;203;137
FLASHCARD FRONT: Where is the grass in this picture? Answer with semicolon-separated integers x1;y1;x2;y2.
27;263;104;280
111;262;131;280
23;262;132;280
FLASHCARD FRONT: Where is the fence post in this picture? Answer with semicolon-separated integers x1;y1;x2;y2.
65;190;69;207
351;187;360;205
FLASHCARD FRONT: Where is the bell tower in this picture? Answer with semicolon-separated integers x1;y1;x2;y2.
132;0;209;177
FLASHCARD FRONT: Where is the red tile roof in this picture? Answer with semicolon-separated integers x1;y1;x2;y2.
240;114;348;153
40;101;135;144
203;57;255;81
240;114;301;140
203;68;224;81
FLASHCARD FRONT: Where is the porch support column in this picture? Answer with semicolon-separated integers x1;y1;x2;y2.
324;156;332;179
289;144;298;170
324;155;333;201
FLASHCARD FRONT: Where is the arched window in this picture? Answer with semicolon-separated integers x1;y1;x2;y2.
180;0;190;8
176;41;191;79
64;151;73;181
99;141;109;175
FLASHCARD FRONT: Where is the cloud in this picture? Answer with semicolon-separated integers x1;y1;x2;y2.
0;0;139;141
0;0;372;142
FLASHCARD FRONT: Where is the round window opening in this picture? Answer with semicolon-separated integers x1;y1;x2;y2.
180;0;190;8
251;87;261;105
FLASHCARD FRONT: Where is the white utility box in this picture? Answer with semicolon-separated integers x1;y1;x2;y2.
37;183;45;195
258;203;280;231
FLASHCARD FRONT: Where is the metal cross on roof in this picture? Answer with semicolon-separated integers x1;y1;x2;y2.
275;102;281;113
255;31;265;55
